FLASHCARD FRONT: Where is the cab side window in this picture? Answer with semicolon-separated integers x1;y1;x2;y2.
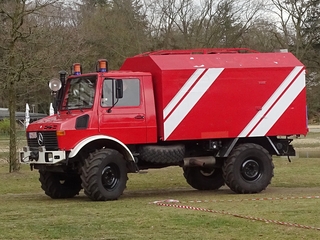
102;79;140;107
117;79;140;106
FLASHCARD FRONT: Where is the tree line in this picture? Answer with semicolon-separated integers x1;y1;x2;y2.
1;0;319;171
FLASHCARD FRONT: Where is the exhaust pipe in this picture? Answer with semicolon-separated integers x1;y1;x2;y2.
183;156;216;167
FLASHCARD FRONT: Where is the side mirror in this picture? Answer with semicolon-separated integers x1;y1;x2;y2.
115;79;123;99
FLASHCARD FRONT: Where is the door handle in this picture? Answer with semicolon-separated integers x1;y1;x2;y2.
135;115;145;119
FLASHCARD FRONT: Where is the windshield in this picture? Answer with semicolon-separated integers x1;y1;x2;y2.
61;75;96;110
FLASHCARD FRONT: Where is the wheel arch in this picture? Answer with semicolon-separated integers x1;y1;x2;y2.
69;135;135;162
237;136;280;156
219;137;279;158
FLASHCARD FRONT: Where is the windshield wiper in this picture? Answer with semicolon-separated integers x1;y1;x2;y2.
68;104;87;112
65;105;71;114
75;104;84;112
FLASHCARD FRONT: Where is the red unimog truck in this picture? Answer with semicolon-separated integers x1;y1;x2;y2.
20;48;308;201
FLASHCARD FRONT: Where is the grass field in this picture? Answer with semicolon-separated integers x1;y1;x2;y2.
1;157;320;240
1;130;320;239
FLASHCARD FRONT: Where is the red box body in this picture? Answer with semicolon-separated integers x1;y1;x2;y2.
120;51;307;141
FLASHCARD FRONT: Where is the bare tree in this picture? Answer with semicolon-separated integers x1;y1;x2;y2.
76;0;150;69
0;0;59;172
146;0;264;49
239;18;282;51
269;0;320;121
270;0;318;58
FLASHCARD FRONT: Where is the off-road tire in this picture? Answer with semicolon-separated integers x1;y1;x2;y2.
223;143;274;194
39;171;82;199
139;145;185;164
81;148;127;201
183;167;225;190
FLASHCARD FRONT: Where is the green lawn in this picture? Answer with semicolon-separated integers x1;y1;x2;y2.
1;158;320;239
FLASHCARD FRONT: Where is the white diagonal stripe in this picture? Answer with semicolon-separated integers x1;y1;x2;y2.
163;68;206;119
238;66;304;138
249;70;305;136
164;68;224;140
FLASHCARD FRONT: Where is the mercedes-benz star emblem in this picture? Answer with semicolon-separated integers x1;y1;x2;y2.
37;133;44;146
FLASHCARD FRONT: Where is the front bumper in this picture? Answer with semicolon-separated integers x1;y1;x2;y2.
19;146;66;164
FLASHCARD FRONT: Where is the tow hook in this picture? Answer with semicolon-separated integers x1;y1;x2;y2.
29;151;39;161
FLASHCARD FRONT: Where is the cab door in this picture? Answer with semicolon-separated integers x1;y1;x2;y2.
98;78;147;144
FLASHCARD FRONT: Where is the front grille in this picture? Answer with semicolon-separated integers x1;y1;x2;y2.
27;131;58;151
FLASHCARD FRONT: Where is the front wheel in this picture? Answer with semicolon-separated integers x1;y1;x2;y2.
183;167;225;190
81;149;127;201
223;143;274;194
39;171;82;199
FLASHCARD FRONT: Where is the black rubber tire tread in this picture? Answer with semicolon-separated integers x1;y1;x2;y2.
81;148;127;201
139;144;185;164
223;143;274;194
183;167;225;190
39;171;82;199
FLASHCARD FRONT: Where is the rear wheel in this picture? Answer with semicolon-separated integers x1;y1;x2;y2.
39;171;82;199
183;167;224;190
223;143;274;194
81;149;127;201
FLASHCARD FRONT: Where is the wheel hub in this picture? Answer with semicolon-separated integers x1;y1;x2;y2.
101;164;119;190
241;159;261;181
